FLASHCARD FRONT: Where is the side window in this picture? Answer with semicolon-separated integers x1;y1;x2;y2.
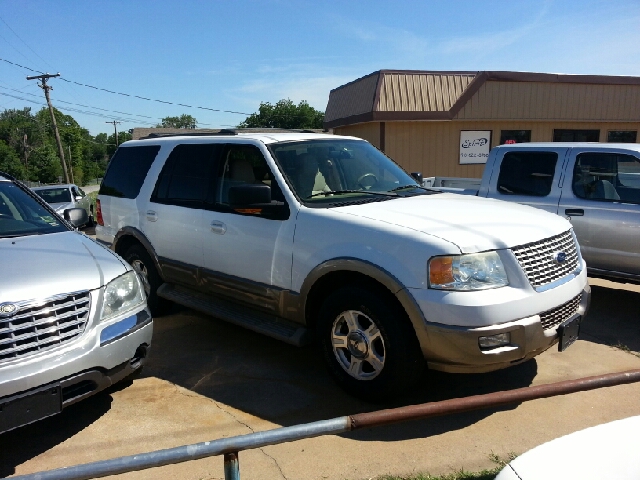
77;187;86;197
496;152;558;197
100;145;161;198
215;144;284;208
573;153;640;204
151;143;220;208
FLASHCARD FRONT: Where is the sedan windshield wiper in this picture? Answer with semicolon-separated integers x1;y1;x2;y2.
305;190;397;199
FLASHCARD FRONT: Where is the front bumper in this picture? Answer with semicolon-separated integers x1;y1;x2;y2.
0;307;152;434
408;268;591;373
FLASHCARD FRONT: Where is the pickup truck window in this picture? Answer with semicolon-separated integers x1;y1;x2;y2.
573;152;640;204
496;151;557;197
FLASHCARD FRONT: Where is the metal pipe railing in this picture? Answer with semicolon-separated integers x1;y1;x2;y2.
11;369;640;480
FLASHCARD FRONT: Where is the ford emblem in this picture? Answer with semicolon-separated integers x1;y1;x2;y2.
0;303;17;317
553;252;567;264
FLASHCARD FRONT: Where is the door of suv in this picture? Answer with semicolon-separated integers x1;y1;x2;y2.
143;143;220;287
201;143;296;313
559;148;640;276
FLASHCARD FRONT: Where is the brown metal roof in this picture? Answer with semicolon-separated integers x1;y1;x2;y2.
324;70;640;128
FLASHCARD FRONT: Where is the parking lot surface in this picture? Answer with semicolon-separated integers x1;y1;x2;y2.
2;278;640;480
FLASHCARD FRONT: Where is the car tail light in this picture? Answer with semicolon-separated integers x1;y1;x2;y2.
96;199;104;226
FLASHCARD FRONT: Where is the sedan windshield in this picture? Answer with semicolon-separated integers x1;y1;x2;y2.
270;139;433;206
0;183;67;238
34;187;72;204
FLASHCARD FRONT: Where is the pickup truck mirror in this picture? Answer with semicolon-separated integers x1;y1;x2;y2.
411;172;423;184
63;207;88;227
228;184;290;220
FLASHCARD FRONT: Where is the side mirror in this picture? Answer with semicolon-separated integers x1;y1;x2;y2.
228;184;271;206
64;207;88;227
228;184;289;220
411;172;423;184
74;195;83;202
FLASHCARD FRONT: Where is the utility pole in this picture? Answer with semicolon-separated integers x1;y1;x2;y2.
106;120;121;146
67;145;75;184
26;73;70;183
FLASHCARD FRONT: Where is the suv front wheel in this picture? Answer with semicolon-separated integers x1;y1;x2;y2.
316;286;423;400
124;245;169;316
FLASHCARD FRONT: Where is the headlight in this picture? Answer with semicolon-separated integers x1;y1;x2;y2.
429;251;508;291
100;271;145;321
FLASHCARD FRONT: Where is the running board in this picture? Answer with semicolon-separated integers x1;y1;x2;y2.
157;283;311;347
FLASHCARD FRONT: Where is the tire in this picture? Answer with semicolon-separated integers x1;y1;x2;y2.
124;245;169;316
316;286;423;401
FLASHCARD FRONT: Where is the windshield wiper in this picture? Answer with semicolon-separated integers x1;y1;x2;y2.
389;184;442;193
305;190;397;199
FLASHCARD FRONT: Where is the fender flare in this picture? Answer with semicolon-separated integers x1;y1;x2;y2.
112;227;164;280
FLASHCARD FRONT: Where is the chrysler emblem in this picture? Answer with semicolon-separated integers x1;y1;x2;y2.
0;303;17;317
552;252;567;264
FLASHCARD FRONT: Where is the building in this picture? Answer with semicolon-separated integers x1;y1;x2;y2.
324;70;640;178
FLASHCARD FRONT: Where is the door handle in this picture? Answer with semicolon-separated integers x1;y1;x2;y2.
565;209;584;217
146;210;158;222
210;220;227;235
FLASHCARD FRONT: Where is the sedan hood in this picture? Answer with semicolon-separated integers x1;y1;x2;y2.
0;231;127;303
334;193;571;253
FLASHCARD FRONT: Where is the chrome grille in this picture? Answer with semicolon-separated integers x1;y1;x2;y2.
0;292;90;363
511;230;579;288
539;293;582;330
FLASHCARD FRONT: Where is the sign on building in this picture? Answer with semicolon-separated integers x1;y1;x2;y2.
460;130;491;164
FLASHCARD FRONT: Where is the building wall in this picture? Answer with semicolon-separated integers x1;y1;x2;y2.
455;81;640;121
335;120;640;178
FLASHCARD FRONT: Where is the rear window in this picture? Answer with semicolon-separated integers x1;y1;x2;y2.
497;151;558;197
100;145;161;198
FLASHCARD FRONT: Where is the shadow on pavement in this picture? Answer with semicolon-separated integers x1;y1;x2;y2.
0;392;113;477
580;282;640;353
141;303;538;442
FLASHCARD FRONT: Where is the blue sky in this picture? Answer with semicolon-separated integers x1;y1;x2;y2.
1;0;639;135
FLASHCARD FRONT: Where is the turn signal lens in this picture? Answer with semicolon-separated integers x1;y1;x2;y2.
429;256;454;285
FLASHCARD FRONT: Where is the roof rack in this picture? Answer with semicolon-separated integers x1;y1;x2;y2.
137;128;327;140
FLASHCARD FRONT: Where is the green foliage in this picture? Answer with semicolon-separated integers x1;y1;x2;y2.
238;99;324;129
0;139;25;178
0;106;110;185
157;114;197;129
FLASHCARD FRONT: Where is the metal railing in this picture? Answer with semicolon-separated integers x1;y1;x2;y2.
11;369;640;480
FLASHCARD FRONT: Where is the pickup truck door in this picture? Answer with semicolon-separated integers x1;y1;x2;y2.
201;143;296;313
558;147;640;277
483;146;569;214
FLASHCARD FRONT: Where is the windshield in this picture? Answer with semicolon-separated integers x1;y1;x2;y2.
34;187;72;204
270;139;428;206
0;182;67;238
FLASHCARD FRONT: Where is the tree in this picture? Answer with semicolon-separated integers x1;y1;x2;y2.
0;140;25;178
157;114;197;129
238;99;324;129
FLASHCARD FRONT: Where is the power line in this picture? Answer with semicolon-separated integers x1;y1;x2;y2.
0;15;56;70
0;57;251;116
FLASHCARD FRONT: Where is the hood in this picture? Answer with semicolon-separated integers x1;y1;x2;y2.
0;231;127;303
334;193;571;253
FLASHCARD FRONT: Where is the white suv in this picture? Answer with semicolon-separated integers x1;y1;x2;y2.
96;131;590;399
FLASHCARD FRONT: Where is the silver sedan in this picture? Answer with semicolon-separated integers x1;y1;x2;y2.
31;184;94;227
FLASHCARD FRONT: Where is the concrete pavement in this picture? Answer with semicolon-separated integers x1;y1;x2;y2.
2;278;640;479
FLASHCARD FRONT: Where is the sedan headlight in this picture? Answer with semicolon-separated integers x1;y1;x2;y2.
100;271;145;321
429;252;508;291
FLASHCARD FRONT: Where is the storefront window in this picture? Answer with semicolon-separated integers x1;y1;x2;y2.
553;130;600;142
500;130;531;144
607;131;637;143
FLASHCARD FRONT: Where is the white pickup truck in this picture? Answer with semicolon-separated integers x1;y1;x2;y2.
425;143;640;284
97;133;590;399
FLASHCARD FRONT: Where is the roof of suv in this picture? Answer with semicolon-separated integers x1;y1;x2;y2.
124;132;349;147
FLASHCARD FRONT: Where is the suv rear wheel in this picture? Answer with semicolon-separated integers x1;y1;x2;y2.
124;245;169;316
316;286;423;400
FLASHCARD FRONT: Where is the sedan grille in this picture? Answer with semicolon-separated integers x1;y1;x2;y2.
540;294;582;331
511;230;579;289
0;292;90;363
